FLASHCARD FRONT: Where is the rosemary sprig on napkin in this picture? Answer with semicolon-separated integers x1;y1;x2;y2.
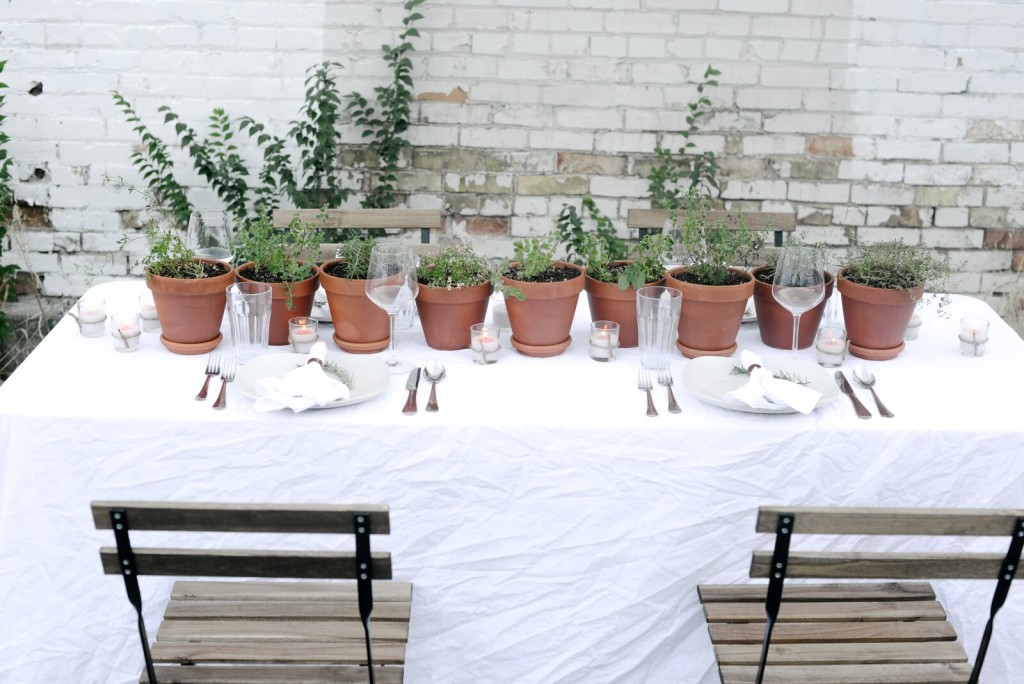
730;365;810;386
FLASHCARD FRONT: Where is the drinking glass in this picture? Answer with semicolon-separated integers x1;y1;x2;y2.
636;286;682;371
226;282;272;364
365;244;419;373
186;211;234;264
772;245;826;357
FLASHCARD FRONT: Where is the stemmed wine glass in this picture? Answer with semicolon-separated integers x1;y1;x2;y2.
772;245;826;357
186;211;234;264
365;244;419;373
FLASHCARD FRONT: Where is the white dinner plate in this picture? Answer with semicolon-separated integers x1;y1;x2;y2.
236;353;389;409
681;356;838;414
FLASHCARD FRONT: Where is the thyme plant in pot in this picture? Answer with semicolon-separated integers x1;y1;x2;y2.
664;193;765;358
416;244;494;350
578;232;671;348
318;237;390;353
498;234;585;358
752;238;835;350
838;239;957;360
232;208;322;346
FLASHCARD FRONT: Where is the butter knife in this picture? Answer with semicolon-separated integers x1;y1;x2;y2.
835;371;871;420
402;367;420;415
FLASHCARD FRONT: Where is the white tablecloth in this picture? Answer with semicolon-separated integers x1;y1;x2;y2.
0;281;1022;684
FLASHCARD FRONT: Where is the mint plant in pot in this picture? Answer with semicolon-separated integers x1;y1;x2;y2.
664;193;765;358
318;237;390;353
752;237;835;350
498;233;585;358
232;208;322;345
838;239;956;360
416;244;494;350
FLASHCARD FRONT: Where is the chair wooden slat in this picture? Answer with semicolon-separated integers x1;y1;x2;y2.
171;580;412;603
156;619;409;643
715;641;968;666
709;620;957;645
150;640;407;665
751;551;1005;580
756;506;1024;536
146;665;405;684
718;662;972;684
100;548;392;580
698;582;935;604
703;599;948;624
163;599;412;622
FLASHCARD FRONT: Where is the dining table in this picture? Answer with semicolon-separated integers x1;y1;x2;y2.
0;279;1022;684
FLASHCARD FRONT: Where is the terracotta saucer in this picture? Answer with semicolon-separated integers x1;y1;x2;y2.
333;332;388;354
676;340;737;359
510;335;572;358
160;333;223;355
849;340;905;361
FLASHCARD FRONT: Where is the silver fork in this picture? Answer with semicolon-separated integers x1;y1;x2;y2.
212;357;236;410
638;367;658;417
657;367;681;414
195;354;220;401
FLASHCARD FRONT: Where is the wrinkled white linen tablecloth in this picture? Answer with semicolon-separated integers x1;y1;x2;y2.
0;281;1022;684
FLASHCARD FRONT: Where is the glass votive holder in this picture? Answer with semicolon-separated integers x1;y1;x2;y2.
904;312;922;341
138;292;161;332
110;311;142;352
815;326;848;367
470;323;500;365
288;317;319;354
74;297;107;337
590;320;620;362
959;317;989;357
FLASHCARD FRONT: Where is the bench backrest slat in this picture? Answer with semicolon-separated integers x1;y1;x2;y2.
626;208;796;232
756;506;1024;537
99;548;393;579
272;208;442;231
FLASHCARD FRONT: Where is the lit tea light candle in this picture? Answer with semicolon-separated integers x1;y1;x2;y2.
815;326;847;368
470;323;500;365
589;320;620;362
110;312;142;353
288;317;319;354
74;297;107;337
959;317;989;357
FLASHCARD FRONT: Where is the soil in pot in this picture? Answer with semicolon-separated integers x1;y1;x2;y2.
416;281;493;350
236;262;319;346
585;262;664;349
147;259;234;355
501;262;584;357
752;268;835;350
319;259;390;353
837;272;922;360
665;267;754;358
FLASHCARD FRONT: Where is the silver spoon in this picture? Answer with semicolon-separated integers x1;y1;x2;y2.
853;365;894;418
424;361;446;412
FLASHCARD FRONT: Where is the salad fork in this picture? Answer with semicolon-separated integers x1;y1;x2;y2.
657;367;681;414
638;368;658;417
212;357;236;411
195;354;220;401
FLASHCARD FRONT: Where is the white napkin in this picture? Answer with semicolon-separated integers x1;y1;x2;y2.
725;350;822;414
253;342;351;413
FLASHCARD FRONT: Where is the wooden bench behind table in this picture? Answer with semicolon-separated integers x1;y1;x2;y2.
626;208;796;248
698;506;1023;684
272;209;444;262
93;501;412;684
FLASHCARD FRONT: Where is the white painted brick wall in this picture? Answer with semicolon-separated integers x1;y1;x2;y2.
2;0;1023;304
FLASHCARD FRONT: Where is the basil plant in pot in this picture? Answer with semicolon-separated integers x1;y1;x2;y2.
664;192;766;358
578;232;672;348
232;208;322;345
498;233;585;358
752;237;835;350
416;243;494;351
838;238;957;360
318;237;390;353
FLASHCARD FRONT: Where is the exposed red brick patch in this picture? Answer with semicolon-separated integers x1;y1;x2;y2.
985;228;1024;250
808;135;854;158
417;87;468;103
1012;251;1024;272
556;152;626;175
465;216;508;236
15;201;51;228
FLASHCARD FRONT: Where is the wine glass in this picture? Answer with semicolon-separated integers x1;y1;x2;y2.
772;245;826;357
365;244;419;373
186;211;234;264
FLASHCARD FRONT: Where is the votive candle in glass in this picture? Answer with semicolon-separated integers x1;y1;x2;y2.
288;317;319;354
470;323;500;365
815;326;847;367
110;312;142;352
589;320;620;362
75;297;106;337
138;292;161;332
959;317;989;357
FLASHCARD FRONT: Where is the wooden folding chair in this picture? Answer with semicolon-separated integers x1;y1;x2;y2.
626;208;795;247
93;501;411;684
272;208;443;262
698;506;1023;684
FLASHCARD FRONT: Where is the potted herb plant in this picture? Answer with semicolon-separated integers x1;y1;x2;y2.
752;238;835;350
838;239;957;360
318;237;390;353
578;232;671;348
498;233;585;357
664;193;766;358
139;226;234;354
415;244;494;350
233;208;322;345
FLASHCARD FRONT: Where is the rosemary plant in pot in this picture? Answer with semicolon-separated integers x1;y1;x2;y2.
416;244;494;350
139;226;235;354
838;239;956;360
578;232;671;348
752;238;834;350
233;209;322;346
318;237;390;353
664;194;765;358
498;234;585;358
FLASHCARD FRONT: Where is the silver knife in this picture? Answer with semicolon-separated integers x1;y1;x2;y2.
835;371;871;420
402;367;420;415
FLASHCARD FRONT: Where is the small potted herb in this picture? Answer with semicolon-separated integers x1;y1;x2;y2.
415;244;494;350
751;237;835;350
318;237;390;353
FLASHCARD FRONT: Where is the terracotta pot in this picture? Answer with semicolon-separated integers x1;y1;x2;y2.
416;280;493;350
146;259;234;355
664;267;754;358
236;262;319;346
584;261;664;349
752;267;835;350
837;270;923;361
501;261;585;357
318;259;389;353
